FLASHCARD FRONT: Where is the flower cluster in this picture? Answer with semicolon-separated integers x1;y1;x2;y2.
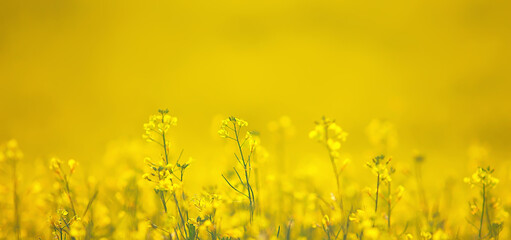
142;109;196;240
366;119;397;152
218;116;258;222
190;192;222;219
47;157;97;240
0;140;23;163
309;116;348;158
268;116;295;137
142;109;189;195
348;210;382;240
366;155;393;183
0;140;24;240
218;116;248;139
142;109;177;143
50;157;79;178
309;116;349;210
186;192;223;238
3;110;511;240
464;166;499;188
464;166;502;239
143;158;184;194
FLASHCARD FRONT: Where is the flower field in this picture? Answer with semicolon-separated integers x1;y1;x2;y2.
1;0;511;239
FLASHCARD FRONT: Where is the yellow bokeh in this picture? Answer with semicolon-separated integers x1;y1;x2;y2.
1;0;510;239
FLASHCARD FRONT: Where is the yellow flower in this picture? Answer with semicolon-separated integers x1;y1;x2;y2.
224;227;244;238
420;231;432;240
464;166;499;188
0;139;24;163
218;128;230;138
218;116;250;140
366;155;393;183
309;116;349;182
469;201;479;215
309;117;348;146
246;131;260;152
50;157;63;175
364;227;380;240
395;185;405;200
267;116;295;137
57;208;68;216
366;119;397;151
70;218;86;238
68;159;78;174
432;230;449;240
142;109;177;143
322;215;330;227
349;210;374;229
338;158;351;172
142;173;151;181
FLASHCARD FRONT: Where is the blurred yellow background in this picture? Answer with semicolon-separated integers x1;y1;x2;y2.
1;0;511;186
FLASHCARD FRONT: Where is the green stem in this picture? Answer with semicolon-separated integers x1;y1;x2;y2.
485;188;492;237
388;182;391;231
233;122;254;222
343;208;352;240
161;114;169;165
64;177;77;217
375;174;380;213
323;122;343;211
160;113;187;239
173;193;188;239
479;184;486;239
159;192;168;213
12;160;20;240
329;150;343;210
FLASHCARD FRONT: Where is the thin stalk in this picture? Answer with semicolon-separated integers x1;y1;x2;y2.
485;196;492;237
343;207;352;240
12;160;20;240
64;177;77;217
328;150;343;210
233;122;255;222
323;225;331;240
323;123;343;211
375;174;380;213
387;182;391;231
479;184;486;239
160;113;186;239
160;192;168;213
173;193;188;239
414;161;428;216
162;135;169;165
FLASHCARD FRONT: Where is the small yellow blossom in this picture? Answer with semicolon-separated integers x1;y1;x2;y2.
464;166;499;188
218;116;250;140
366;155;393;183
68;159;77;174
309;117;348;151
420;231;432;240
142;109;177;143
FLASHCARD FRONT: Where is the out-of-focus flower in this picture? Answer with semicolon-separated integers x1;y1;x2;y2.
366;119;397;152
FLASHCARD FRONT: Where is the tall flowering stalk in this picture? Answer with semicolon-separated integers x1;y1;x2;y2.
0;140;23;240
218;116;258;222
142;109;191;239
366;155;392;214
465;166;499;239
49;157;95;240
309;116;348;209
